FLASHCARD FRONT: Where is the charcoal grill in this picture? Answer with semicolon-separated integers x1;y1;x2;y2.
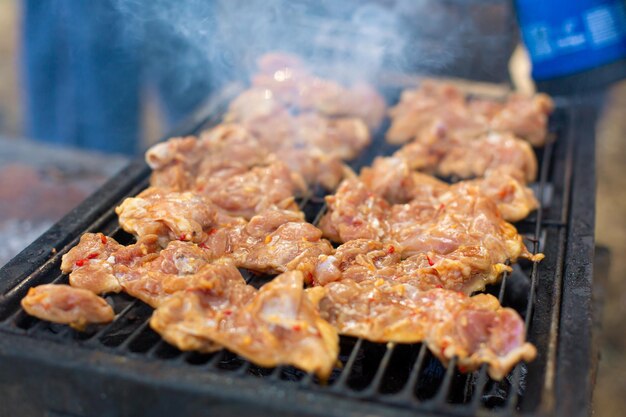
0;86;598;417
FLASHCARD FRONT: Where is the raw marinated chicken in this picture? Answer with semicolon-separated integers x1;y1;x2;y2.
236;209;334;274
471;93;555;146
151;271;340;379
320;177;541;291
309;239;509;295
227;88;373;160
387;80;553;147
307;280;536;380
386;81;486;145
197;162;304;219
21;284;114;330
61;233;162;294
147;124;275;191
62;232;243;308
360;157;538;222
251;52;386;130
116;188;220;246
318;178;391;243
394;130;538;183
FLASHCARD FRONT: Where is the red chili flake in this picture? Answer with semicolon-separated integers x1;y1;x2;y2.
458;365;468;373
75;259;87;267
208;229;218;235
306;271;313;283
198;242;209;249
179;234;187;241
439;203;445;211
368;296;376;302
387;245;395;254
86;253;99;260
426;255;434;266
100;235;107;244
292;324;302;331
435;284;443;289
223;310;232;316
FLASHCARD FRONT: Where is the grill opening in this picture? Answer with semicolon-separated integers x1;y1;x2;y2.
0;89;576;417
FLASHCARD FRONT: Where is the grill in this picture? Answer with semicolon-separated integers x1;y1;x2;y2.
0;87;598;417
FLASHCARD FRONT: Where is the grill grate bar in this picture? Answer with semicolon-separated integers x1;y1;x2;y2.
85;299;141;344
434;356;458;404
332;338;364;390
396;343;429;403
363;343;397;396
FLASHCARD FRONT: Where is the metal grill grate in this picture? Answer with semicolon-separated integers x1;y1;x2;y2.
0;94;583;417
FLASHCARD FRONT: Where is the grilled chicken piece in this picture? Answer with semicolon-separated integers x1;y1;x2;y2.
237;209;334;275
21;284;114;330
251;52;386;130
197;162;305;219
388;80;553;147
394;130;538;183
472;93;555;147
151;271;340;379
307;280;536;380
61;233;160;294
466;168;539;222
360;157;538;222
62;232;244;308
226;88;373;159
320;178;541;291
147;125;275;192
309;239;509;295
386;81;486;145
319;178;391;243
116;187;220;246
389;184;538;262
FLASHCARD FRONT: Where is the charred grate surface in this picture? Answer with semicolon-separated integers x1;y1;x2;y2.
0;98;579;417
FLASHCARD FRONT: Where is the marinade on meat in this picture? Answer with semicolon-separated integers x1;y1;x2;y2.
361;157;539;222
116;187;221;245
387;80;554;148
21;284;115;330
151;271;339;379
307;280;536;380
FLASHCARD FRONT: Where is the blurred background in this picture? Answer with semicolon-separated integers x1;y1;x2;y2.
0;0;625;415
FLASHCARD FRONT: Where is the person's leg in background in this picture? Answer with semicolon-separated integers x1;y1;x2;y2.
142;0;215;130
21;0;141;155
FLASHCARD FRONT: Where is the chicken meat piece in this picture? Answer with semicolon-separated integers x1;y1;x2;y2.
151;271;339;379
309;239;509;295
472;93;555;147
226;89;371;161
386;81;486;145
62;232;246;308
360;157;538;222
116;187;220;246
21;284;114;330
389;184;539;263
307;280;536;380
196;161;305;219
276;145;349;190
320;178;541;291
61;233;160;294
466;168;539;222
388;80;553;147
239;209;334;275
251;53;386;130
318;178;391;243
394;130;538;183
147;124;276;192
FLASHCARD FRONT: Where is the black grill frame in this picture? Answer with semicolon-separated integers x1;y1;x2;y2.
0;89;597;417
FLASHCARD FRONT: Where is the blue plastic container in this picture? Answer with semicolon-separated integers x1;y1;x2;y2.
516;0;626;81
